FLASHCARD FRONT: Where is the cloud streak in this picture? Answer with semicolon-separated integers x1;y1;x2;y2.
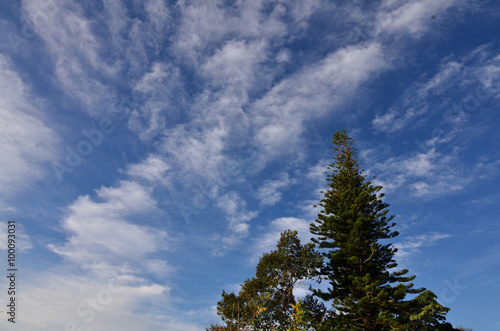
0;54;60;198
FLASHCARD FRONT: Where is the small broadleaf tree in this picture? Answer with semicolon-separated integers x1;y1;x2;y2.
217;230;325;330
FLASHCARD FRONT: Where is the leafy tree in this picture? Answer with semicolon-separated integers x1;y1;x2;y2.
310;130;452;330
288;294;329;331
205;324;230;331
217;230;325;330
217;286;261;330
408;290;455;330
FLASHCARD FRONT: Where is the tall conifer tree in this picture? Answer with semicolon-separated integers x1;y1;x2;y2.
310;130;453;330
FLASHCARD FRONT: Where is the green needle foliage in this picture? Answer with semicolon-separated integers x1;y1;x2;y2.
310;130;453;330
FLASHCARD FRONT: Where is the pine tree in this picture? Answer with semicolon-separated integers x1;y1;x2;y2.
310;130;452;330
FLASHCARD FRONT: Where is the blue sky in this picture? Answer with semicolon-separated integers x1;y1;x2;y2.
0;0;499;330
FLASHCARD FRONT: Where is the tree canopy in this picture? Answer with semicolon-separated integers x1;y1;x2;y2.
217;230;325;330
310;130;452;330
211;130;460;331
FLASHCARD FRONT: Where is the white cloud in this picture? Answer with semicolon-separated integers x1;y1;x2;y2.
276;48;291;63
257;172;294;206
161;124;229;182
21;0;179;121
376;0;457;37
201;39;269;95
48;180;166;267
403;150;435;176
369;148;468;197
372;106;430;133
9;269;200;331
367;140;500;201
0;221;33;251
143;259;176;276
172;0;289;65
0;201;16;213
25;179;194;330
145;0;171;32
129;62;184;140
372;45;500;133
372;110;398;132
251;42;389;160
154;5;394;196
22;0;119;115
306;160;329;182
215;191;258;250
371;60;462;133
173;0;233;64
125;154;171;184
474;159;500;180
289;0;323;29
135;62;178;95
410;180;462;197
0;54;60;197
420;61;463;96
366;45;500;200
395;232;451;260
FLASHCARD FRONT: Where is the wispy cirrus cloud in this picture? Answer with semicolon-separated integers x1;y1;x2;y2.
367;143;500;199
214;191;258;254
172;0;321;65
376;0;458;38
251;42;389;163
367;148;467;197
0;222;32;251
395;232;452;260
372;45;500;134
0;54;60;197
125;154;171;184
21;0;119;115
257;172;295;206
21;0;176;119
129;62;184;140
